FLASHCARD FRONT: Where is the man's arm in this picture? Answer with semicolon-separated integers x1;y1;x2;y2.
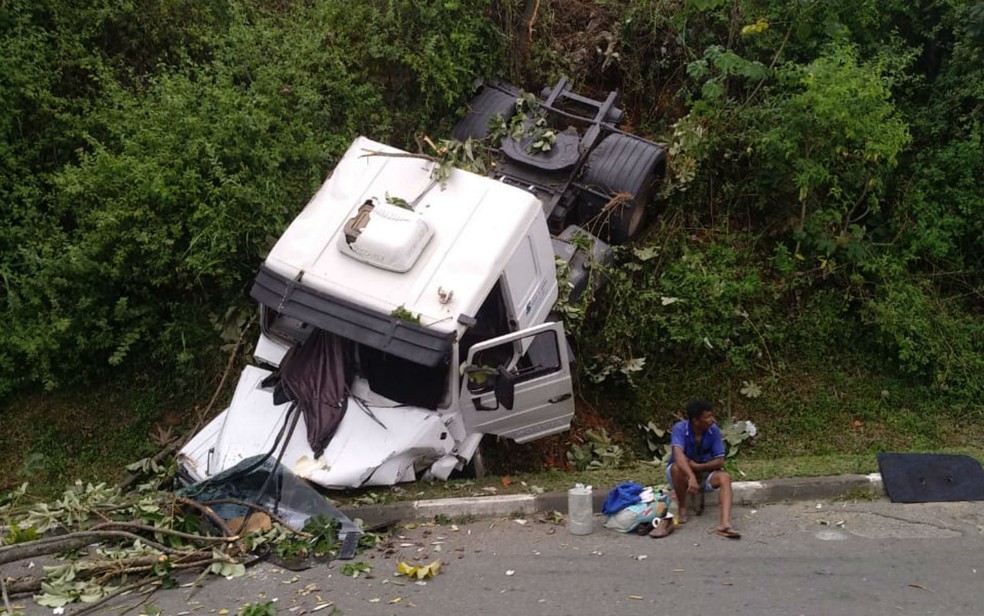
687;457;724;472
690;426;727;472
672;446;701;493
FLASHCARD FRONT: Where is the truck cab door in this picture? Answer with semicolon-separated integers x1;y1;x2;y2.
459;322;574;443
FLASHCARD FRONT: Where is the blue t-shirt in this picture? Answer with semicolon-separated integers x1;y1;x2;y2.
669;419;725;463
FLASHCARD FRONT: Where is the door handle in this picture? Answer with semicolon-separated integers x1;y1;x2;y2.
548;393;572;403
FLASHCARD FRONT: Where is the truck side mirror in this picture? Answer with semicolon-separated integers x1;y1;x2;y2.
495;366;516;410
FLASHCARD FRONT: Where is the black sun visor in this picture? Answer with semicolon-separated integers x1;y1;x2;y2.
251;265;454;368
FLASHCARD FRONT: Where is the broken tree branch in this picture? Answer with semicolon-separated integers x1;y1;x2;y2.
119;443;179;491
359;149;440;164
2;573;38;598
171;495;234;538
1;572;12;614
2;552;232;600
0;531;188;566
527;0;540;44
88;521;238;545
71;579;163;616
184;313;259;444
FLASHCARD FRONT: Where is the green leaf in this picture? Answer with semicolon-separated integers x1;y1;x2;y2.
341;561;373;578
701;79;725;100
739;380;763;398
239;601;278;616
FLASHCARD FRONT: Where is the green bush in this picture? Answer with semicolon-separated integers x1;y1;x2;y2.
583;227;782;384
2;0;983;430
861;264;984;399
0;0;502;396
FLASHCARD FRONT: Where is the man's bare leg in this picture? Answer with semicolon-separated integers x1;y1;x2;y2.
711;470;733;530
669;463;690;523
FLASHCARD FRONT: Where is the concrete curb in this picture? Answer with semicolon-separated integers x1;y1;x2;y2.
339;473;885;527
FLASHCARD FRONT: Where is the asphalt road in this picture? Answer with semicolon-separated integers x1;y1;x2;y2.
6;498;984;615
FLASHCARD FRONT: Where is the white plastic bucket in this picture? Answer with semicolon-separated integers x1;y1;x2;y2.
567;484;593;535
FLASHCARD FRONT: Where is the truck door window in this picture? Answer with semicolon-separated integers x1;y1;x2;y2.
459;280;513;361
465;329;561;394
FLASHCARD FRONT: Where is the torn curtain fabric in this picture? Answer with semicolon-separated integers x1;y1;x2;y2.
279;330;351;458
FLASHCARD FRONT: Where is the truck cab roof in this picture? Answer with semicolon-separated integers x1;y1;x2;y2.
262;136;546;337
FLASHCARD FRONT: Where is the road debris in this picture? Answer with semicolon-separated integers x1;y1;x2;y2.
397;560;442;579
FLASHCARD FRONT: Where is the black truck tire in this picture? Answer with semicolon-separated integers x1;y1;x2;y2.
580;134;665;244
452;86;519;142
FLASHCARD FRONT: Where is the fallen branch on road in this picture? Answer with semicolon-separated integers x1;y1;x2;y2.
0;481;366;610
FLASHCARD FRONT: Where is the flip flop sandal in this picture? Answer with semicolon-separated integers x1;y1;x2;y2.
714;527;742;539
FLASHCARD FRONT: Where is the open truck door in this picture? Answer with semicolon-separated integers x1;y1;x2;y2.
460;321;575;443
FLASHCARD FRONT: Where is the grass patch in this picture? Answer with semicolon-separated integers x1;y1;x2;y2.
582;344;984;465
2;341;982;505
734;454;877;479
0;366;223;497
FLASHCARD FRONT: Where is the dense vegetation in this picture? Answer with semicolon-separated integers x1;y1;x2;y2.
2;0;982;482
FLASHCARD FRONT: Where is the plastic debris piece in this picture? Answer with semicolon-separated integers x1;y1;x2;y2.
506;570;515;576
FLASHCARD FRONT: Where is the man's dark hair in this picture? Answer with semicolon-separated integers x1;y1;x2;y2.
686;399;713;420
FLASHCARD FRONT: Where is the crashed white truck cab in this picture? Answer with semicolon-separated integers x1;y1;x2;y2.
180;137;581;488
179;78;665;489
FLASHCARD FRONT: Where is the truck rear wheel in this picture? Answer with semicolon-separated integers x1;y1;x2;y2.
580;134;665;244
452;85;519;142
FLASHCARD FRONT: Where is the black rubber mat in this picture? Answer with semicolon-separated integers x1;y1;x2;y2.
876;452;984;503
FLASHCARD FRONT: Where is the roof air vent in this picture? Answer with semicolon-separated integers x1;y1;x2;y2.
337;198;433;272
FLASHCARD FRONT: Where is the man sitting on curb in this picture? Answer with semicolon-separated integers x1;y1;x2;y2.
666;399;741;539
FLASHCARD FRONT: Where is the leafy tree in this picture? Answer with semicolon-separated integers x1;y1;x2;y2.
0;0;502;395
